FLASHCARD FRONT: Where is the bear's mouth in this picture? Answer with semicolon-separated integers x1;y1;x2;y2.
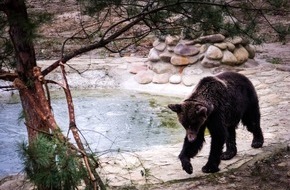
186;129;197;142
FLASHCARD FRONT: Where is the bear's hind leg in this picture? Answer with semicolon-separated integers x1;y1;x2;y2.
221;126;237;160
250;125;264;148
242;106;264;148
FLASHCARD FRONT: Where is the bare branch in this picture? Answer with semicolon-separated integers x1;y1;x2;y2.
59;63;105;189
42;0;290;77
0;85;14;90
0;70;18;81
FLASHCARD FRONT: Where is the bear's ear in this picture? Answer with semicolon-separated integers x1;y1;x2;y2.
196;105;207;117
168;104;182;113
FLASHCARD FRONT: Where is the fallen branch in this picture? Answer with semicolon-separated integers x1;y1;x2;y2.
59;62;106;190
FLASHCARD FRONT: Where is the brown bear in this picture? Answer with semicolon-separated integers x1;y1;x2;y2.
168;71;264;174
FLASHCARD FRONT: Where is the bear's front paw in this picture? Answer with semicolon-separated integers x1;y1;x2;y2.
202;163;220;173
181;160;193;174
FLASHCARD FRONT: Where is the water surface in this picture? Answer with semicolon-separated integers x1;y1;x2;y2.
0;89;183;176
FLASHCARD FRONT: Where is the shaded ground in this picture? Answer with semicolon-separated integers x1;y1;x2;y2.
146;146;290;190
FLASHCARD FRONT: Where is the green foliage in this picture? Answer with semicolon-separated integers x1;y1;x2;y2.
28;12;53;38
0;13;15;69
1;0;289;68
76;0;280;44
158;108;179;129
268;57;282;64
18;135;87;190
0;2;52;69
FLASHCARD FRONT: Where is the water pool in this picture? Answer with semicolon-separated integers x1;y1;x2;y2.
0;89;183;176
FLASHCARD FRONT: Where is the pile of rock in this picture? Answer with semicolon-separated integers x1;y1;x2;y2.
129;34;256;86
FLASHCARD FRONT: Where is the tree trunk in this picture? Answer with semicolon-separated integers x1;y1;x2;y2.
4;0;52;141
4;2;104;189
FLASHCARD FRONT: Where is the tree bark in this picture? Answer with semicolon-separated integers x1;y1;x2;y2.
3;2;104;189
4;0;51;141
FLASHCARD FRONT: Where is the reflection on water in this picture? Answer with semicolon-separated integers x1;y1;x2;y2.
0;103;27;177
0;89;183;177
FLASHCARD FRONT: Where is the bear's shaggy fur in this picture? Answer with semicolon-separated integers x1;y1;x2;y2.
168;71;264;174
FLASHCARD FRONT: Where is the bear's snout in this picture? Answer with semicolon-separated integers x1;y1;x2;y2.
186;129;197;142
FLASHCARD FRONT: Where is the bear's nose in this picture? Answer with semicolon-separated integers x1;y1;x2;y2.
186;129;197;142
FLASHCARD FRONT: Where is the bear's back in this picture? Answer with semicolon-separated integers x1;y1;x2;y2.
189;71;258;114
217;72;258;99
216;72;255;90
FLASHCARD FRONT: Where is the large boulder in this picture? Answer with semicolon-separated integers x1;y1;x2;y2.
245;44;256;59
194;34;226;44
206;45;223;60
148;48;160;62
174;43;200;56
129;62;147;74
171;55;190;66
199;44;209;54
181;66;203;86
159;50;173;62
226;42;235;52
221;50;238;66
233;45;249;65
227;36;249;46
214;42;227;50
151;62;176;74
188;55;199;64
152;73;170;84
201;57;221;68
153;39;167;51
134;70;154;84
165;35;180;46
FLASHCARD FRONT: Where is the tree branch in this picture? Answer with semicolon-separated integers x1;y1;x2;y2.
41;0;289;77
0;71;18;81
59;63;105;189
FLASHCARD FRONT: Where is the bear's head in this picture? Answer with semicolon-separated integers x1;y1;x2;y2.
168;101;212;142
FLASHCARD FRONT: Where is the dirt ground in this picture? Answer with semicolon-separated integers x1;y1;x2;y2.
145;146;290;190
1;145;289;190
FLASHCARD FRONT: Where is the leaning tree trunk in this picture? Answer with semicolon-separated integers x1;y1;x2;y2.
4;0;52;141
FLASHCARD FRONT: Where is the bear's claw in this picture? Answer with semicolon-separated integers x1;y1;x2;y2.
181;161;193;174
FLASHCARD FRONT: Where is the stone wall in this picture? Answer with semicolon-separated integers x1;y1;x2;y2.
130;34;256;86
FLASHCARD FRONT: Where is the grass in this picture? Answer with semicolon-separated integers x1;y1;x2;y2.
267;57;283;64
